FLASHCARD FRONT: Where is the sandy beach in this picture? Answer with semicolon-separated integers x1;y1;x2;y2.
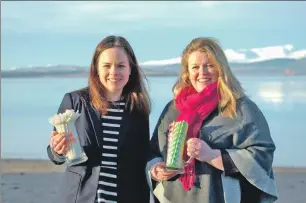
1;159;306;203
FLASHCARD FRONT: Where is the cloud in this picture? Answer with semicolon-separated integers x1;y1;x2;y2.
140;45;306;66
248;44;294;62
140;57;181;66
2;1;304;35
228;45;306;62
0;1;239;34
287;50;306;60
224;49;247;62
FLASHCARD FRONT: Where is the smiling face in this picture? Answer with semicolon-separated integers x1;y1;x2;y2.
97;47;131;98
187;50;219;92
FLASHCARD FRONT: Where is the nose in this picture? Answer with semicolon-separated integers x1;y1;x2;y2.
109;65;119;75
199;65;209;74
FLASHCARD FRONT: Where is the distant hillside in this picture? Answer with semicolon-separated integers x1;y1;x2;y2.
142;58;306;76
1;58;305;78
1;65;88;78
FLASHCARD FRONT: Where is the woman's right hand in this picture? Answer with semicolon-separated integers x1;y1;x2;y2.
150;162;178;182
50;131;68;155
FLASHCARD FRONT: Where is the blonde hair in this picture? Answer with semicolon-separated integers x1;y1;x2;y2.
173;37;244;118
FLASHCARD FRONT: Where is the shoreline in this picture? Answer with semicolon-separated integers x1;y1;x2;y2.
1;158;306;174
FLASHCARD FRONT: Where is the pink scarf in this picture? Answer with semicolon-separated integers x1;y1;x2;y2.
175;82;219;191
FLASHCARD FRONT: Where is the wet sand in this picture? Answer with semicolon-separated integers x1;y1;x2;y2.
1;159;306;203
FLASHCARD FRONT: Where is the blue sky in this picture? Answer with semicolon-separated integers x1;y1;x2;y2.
1;1;306;69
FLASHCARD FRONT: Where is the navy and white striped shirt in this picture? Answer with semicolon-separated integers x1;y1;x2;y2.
96;101;125;203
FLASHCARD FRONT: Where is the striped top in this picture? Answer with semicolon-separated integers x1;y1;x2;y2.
96;101;125;203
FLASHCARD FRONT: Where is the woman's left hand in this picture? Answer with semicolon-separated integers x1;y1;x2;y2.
186;138;217;162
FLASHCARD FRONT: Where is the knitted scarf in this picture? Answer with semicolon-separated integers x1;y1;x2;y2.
175;82;219;191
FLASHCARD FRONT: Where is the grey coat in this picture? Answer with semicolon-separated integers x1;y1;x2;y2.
147;96;278;203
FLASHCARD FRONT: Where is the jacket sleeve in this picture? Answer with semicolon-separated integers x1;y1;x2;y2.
139;114;151;165
46;93;74;165
220;149;240;176
221;149;262;203
223;98;278;202
138;114;151;202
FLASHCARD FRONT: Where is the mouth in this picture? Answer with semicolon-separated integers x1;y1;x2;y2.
197;78;212;83
107;78;121;82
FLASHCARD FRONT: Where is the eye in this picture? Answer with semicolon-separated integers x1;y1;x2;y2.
208;64;214;68
191;66;198;69
118;64;125;68
103;64;110;68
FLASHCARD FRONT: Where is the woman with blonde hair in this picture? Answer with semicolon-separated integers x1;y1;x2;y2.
147;37;278;203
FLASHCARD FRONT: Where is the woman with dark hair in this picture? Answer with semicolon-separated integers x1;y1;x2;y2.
47;35;151;203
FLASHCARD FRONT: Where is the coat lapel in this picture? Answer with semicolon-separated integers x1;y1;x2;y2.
87;102;102;148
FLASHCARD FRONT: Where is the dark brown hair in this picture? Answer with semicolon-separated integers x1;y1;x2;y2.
88;35;151;116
